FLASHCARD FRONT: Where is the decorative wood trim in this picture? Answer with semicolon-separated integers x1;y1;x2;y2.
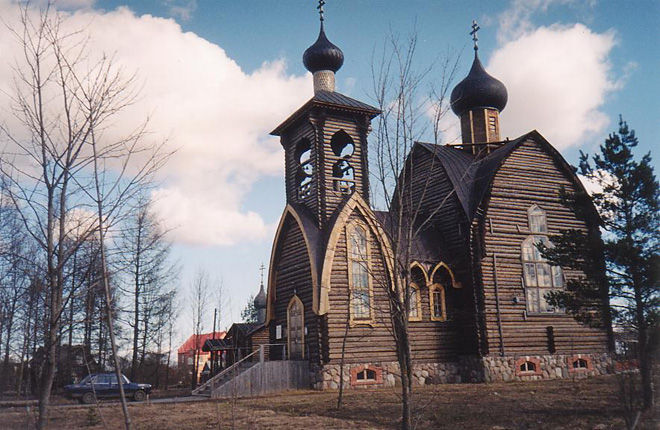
287;295;305;360
428;283;447;322
429;262;459;288
319;193;395;315
410;261;429;286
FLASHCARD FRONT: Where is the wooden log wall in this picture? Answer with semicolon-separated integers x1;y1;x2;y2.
269;216;320;364
325;210;470;364
478;138;609;356
404;147;480;355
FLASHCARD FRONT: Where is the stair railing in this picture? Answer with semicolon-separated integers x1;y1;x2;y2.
192;348;260;396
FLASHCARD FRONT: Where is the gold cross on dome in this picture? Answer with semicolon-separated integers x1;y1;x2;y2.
318;0;325;22
470;20;481;51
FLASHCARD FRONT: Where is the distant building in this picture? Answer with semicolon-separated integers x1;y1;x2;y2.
177;331;226;379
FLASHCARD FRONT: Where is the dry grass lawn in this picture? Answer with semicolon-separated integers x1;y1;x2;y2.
1;375;657;430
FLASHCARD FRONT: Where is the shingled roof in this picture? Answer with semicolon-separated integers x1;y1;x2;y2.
271;90;380;136
416;134;528;220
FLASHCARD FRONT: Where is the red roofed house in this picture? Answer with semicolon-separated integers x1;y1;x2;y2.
178;332;225;381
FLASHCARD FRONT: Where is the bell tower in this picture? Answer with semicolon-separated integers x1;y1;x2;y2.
271;2;380;228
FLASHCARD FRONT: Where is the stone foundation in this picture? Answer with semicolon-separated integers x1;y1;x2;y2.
310;353;612;390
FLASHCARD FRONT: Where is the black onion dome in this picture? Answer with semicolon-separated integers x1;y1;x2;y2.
303;23;344;73
254;284;267;309
450;52;508;116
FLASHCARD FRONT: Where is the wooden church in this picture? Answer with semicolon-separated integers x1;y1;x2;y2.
265;11;612;390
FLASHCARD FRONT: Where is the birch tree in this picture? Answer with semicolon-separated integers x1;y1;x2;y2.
0;4;168;428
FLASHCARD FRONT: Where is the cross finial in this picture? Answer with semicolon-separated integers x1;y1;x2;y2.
259;263;265;285
318;0;325;22
470;20;481;51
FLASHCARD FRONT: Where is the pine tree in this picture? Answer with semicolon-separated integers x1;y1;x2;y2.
544;116;659;410
240;295;258;324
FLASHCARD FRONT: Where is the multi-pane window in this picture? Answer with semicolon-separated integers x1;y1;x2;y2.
408;284;421;320
528;205;547;233
522;205;563;314
349;224;371;320
429;284;446;321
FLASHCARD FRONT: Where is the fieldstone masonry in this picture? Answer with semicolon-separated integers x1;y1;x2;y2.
310;353;613;390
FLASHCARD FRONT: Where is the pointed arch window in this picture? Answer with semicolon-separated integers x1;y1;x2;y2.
528;205;547;233
347;223;372;321
287;296;305;359
522;206;564;314
408;284;422;321
330;130;356;194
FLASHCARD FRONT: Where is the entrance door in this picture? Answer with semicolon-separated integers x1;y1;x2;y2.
288;297;304;359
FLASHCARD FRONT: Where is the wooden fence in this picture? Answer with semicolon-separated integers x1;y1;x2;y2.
211;359;310;398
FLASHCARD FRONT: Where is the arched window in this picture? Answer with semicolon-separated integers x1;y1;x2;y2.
294;139;313;199
356;368;376;381
429;264;453;322
287;296;305;359
520;360;536;372
409;284;421;321
573;358;588;369
528;205;547;233
330;131;356;194
409;264;427;322
348;224;371;321
522;206;564;314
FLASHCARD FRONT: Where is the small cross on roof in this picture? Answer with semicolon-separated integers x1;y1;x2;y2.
470;20;481;51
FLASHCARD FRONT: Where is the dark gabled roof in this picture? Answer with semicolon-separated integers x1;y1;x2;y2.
228;323;261;338
416;143;475;217
271;90;381;136
202;338;233;352
374;210;446;265
416;134;528;220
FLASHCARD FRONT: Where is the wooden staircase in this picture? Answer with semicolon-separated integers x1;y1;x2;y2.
192;349;259;397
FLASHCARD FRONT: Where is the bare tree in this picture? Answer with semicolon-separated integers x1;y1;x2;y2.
189;270;210;389
117;197;177;381
368;31;459;430
0;4;168;429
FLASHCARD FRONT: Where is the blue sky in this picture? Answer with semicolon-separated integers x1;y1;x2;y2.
2;0;657;345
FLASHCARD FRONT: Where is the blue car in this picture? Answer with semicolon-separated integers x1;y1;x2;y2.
64;373;152;404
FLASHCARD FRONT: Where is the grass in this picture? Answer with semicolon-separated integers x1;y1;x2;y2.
0;375;657;430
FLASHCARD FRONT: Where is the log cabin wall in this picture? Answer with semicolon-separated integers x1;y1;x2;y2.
324;210;469;365
403;147;481;356
478;138;609;356
268;216;320;365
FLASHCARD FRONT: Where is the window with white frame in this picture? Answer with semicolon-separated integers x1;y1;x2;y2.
348;224;371;320
522;205;564;313
528;205;548;233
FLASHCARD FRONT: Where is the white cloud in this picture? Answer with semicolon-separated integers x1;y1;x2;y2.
489;23;618;149
0;1;311;247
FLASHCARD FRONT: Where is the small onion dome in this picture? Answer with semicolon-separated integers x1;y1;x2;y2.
303;23;344;73
254;284;267;309
450;52;508;116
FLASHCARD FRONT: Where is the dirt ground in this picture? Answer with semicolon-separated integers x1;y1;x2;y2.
1;375;657;430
